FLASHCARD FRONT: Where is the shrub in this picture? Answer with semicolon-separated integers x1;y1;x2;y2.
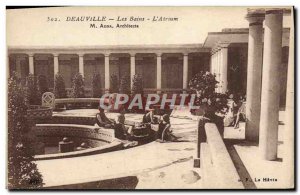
8;75;43;189
119;75;130;95
131;74;143;95
54;73;67;98
71;73;85;98
25;74;41;105
189;71;227;114
110;73;119;93
37;75;49;96
92;72;102;98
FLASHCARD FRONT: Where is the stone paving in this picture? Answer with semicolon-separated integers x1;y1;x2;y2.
38;108;202;188
38;108;290;189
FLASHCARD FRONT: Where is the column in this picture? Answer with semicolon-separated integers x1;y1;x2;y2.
7;53;10;78
53;54;59;76
104;54;110;92
245;10;265;142
28;54;34;74
259;9;283;160
130;53;136;89
183;53;189;89
218;49;222;92
284;10;294;186
220;43;229;93
156;53;162;93
215;49;220;93
210;52;214;73
79;54;84;76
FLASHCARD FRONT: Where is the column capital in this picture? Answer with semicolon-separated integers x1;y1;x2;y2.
219;42;230;49
53;53;59;57
265;8;283;15
78;53;85;57
28;53;34;57
104;53;110;57
156;53;163;57
129;52;136;57
246;9;265;25
183;53;189;56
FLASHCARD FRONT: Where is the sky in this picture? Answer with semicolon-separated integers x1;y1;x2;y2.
6;7;291;47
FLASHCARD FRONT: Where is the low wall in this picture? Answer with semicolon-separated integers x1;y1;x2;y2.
41;115;137;127
33;124;123;160
34;124;115;143
202;123;243;189
41;116;96;126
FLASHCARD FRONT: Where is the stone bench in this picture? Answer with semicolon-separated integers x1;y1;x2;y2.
203;123;243;189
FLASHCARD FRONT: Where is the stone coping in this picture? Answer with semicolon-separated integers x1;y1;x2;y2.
35;140;122;161
55;98;101;104
33;124;123;160
204;123;243;189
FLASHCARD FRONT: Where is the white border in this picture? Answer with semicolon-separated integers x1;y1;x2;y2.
0;1;299;195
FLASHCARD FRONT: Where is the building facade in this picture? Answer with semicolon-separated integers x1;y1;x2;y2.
7;16;290;106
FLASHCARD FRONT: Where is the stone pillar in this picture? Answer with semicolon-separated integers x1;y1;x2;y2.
284;11;294;186
245;10;265;142
210;52;214;73
218;49;222;92
156;53;162;94
130;53;136;89
259;9;283;160
7;53;10;78
220;43;229;94
53;54;59;76
28;54;34;74
79;54;84;76
183;53;189;90
215;49;220;93
104;54;110;92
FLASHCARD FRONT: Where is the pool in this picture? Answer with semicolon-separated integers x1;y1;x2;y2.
32;124;123;160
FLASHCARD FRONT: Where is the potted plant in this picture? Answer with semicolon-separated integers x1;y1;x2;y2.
71;73;85;98
37;75;49;96
110;73;119;93
70;73;85;108
188;71;227;116
131;74;144;113
91;72;102;108
54;73;67;99
26;74;41;106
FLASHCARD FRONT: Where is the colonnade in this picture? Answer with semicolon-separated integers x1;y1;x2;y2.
245;9;293;161
10;52;191;93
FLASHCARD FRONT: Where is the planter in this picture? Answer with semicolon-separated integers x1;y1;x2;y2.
26;105;53;119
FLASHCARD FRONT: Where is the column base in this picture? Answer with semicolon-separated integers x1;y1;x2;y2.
194;158;200;168
245;120;260;143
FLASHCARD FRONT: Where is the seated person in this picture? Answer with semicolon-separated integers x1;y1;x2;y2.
95;107;114;128
224;94;240;127
142;108;158;124
234;97;246;129
114;107;133;140
156;114;178;142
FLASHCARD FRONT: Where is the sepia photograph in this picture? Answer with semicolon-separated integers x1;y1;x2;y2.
6;6;295;190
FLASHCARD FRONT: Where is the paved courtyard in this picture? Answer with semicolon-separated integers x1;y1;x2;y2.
37;108;202;188
35;108;288;189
